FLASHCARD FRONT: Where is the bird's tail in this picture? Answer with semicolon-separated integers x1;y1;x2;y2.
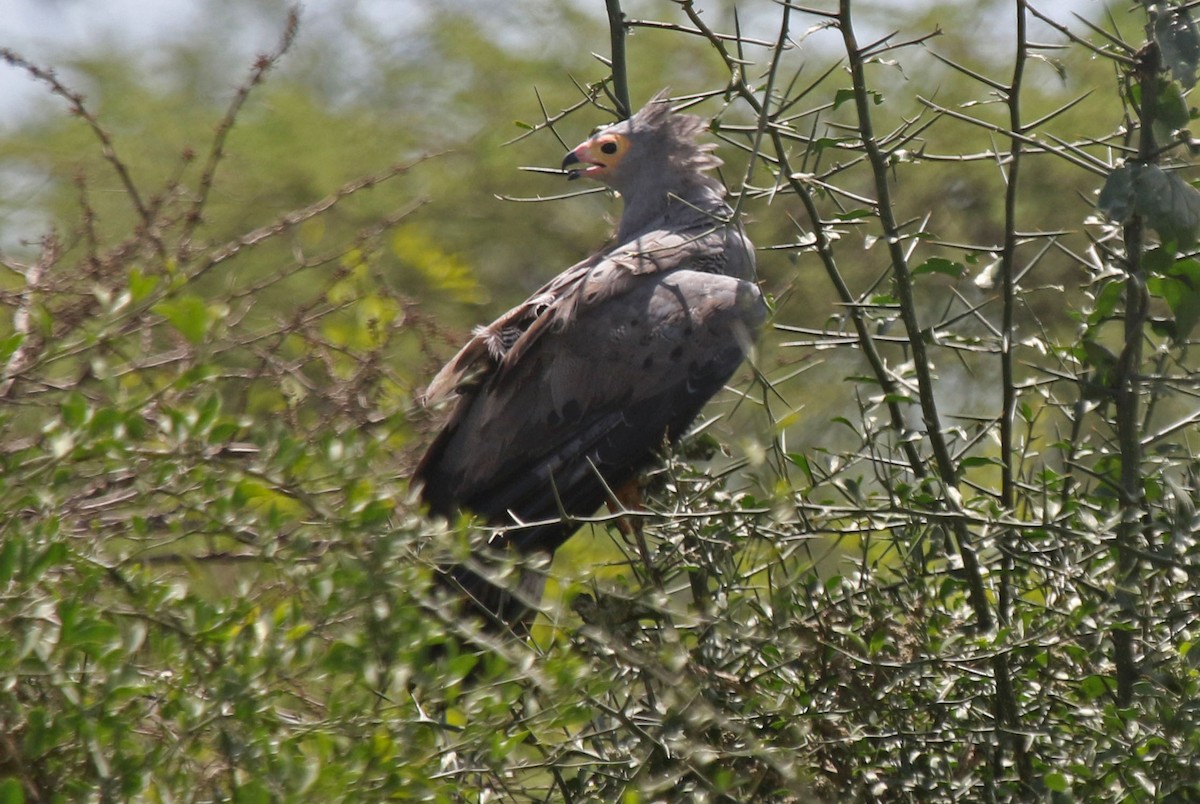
434;552;550;636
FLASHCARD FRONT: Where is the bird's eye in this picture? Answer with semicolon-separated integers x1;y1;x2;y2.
600;141;619;155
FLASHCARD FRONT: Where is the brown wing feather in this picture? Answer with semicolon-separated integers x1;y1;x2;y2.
414;257;763;554
424;217;750;408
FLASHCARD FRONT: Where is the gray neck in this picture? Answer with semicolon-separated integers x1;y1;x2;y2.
616;177;731;242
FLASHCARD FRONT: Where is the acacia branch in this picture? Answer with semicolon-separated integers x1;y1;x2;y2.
676;0;928;481
604;0;631;119
838;0;992;630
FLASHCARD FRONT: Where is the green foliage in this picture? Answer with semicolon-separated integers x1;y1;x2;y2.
2;0;1200;801
1099;162;1200;247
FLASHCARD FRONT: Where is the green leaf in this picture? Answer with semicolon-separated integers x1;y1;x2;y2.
960;456;997;469
153;294;212;344
0;776;24;804
195;393;221;434
59;608;120;657
123;410;146;439
209;421;241;442
1147;257;1200;340
1154;77;1191;132
1080;674;1112;700
787;452;815;486
447;652;479;684
1098;163;1200;247
1144;244;1175;275
88;406;121;436
1097;165;1135;222
1165;255;1200;285
1155;3;1200;89
128;267;160;303
1044;771;1070;793
832;88;883;111
1080;340;1118;372
323;640;364;673
1139;166;1200;246
912;257;965;278
61;392;89;429
0;333;23;366
809;136;851;157
1088;279;1124;325
232;479;270;507
27;542;68;582
233;781;272;804
0;538;17;586
356;498;393;528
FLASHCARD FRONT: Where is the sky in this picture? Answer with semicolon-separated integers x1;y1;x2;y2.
0;0;428;122
0;0;1111;126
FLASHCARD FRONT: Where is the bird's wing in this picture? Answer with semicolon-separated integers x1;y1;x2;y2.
414;228;763;555
421;227;725;404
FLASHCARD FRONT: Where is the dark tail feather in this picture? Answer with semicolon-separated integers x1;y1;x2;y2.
435;552;550;637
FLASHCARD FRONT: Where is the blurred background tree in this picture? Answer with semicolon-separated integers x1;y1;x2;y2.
3;0;1199;800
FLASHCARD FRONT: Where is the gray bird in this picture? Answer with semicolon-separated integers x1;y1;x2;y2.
414;91;764;633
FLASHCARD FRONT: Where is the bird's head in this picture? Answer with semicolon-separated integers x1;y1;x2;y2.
561;90;721;197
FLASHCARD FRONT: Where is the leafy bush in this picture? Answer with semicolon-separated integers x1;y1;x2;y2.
3;1;1200;801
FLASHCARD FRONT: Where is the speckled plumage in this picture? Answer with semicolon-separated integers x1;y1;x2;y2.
414;92;764;632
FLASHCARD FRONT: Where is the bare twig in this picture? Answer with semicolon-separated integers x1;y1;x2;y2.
180;6;302;256
194;157;434;280
0;235;58;398
0;49;161;257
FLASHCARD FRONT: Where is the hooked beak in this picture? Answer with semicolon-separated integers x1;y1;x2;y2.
561;145;603;181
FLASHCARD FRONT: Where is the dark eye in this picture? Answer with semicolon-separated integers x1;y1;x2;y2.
600;141;619;155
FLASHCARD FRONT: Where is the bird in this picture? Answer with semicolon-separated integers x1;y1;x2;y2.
414;90;765;634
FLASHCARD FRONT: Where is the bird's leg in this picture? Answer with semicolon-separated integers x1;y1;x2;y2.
608;479;659;584
606;478;643;539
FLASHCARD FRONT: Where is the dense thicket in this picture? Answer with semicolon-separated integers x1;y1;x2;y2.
2;1;1199;800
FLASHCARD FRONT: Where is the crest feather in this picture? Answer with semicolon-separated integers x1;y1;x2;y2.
628;89;722;176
